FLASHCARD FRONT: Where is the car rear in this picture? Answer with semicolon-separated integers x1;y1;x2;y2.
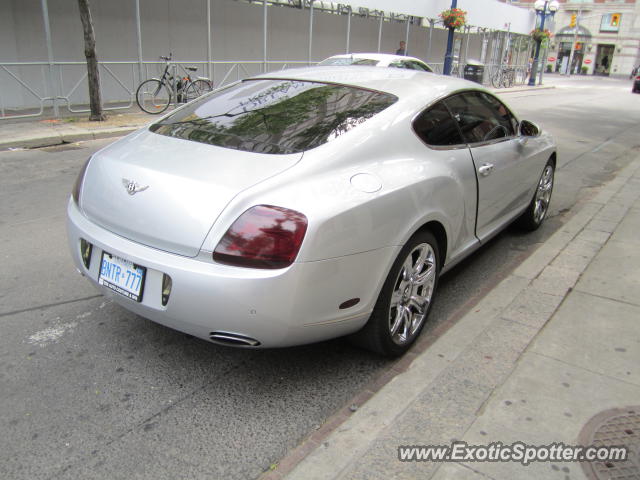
67;74;401;347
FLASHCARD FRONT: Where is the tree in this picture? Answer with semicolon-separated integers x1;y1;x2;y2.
77;0;106;121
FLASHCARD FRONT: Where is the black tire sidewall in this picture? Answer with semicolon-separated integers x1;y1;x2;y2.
185;79;212;101
369;231;440;357
136;79;171;114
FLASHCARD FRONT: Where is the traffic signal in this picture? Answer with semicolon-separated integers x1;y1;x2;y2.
611;13;620;27
569;14;577;27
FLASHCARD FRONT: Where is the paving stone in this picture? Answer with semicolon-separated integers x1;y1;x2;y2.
529;291;640;386
501;288;563;329
586;218;618;233
531;265;581;296
576;240;640;307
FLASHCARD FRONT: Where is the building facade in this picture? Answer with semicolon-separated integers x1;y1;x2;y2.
510;0;640;77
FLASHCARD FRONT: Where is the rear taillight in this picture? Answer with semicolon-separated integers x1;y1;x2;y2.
213;205;307;269
72;157;91;204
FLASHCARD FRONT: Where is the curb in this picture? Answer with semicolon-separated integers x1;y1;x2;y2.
0;126;139;150
492;85;556;94
262;155;640;480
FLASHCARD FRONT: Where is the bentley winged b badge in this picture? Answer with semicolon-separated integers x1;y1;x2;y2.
122;178;149;195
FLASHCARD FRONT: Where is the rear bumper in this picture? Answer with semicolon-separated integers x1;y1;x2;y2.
67;199;399;348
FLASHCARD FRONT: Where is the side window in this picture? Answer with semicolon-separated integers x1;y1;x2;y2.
410;61;432;73
388;61;405;69
444;92;516;144
480;92;518;135
413;102;464;147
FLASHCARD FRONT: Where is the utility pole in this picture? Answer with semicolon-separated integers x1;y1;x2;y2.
566;9;581;75
443;0;457;76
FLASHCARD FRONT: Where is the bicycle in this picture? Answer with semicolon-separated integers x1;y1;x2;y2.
491;66;515;89
136;53;213;114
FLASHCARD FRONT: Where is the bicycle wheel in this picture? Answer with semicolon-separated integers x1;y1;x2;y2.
184;79;213;103
136;79;171;114
491;71;503;88
504;70;514;88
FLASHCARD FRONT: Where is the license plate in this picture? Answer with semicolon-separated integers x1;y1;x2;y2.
98;252;146;302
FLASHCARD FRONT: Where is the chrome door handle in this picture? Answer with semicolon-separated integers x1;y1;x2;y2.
478;163;494;176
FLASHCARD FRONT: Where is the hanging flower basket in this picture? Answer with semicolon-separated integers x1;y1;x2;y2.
531;28;552;42
439;8;467;30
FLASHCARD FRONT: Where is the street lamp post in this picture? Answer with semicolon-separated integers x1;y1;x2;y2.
528;0;559;86
443;0;457;76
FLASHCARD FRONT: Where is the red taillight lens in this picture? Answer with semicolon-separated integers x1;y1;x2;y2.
72;157;91;204
213;205;308;269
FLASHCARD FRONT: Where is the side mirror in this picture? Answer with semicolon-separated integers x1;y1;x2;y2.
519;120;540;137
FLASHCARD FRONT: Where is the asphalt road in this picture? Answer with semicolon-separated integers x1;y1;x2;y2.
1;75;639;480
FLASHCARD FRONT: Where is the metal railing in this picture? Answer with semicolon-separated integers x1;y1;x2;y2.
0;59;531;120
431;62;530;87
0;59;312;120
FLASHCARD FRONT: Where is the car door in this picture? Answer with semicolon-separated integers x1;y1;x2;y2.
444;91;531;241
412;101;479;263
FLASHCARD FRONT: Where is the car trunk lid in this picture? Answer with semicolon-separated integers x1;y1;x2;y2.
80;130;302;257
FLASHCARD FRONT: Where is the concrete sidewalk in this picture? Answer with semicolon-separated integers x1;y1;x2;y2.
268;157;640;480
0;111;155;150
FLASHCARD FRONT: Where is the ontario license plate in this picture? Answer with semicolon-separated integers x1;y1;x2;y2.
98;252;146;302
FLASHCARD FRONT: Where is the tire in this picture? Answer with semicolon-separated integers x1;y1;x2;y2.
351;231;440;357
517;159;555;231
136;79;171;114
184;79;213;103
491;71;502;89
504;71;514;88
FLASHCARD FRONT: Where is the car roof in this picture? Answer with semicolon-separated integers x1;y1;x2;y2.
323;53;428;67
250;66;485;102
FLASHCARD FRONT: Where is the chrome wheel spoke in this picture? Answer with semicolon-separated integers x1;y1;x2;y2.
399;306;411;341
400;260;412;281
412;247;428;276
409;295;427;314
414;262;434;287
390;289;403;308
390;307;404;336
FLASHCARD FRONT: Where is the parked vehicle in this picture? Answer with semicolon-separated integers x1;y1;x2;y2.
68;66;556;357
632;74;640;94
319;53;434;73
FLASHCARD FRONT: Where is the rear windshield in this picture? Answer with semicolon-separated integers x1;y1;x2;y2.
149;79;396;154
318;58;379;66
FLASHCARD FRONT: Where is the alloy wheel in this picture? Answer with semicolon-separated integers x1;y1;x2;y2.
533;164;554;224
388;243;437;345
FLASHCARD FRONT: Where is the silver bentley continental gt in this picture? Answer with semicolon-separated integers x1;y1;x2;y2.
67;67;556;357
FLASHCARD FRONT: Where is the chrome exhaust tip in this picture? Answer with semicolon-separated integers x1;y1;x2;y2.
209;332;261;347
